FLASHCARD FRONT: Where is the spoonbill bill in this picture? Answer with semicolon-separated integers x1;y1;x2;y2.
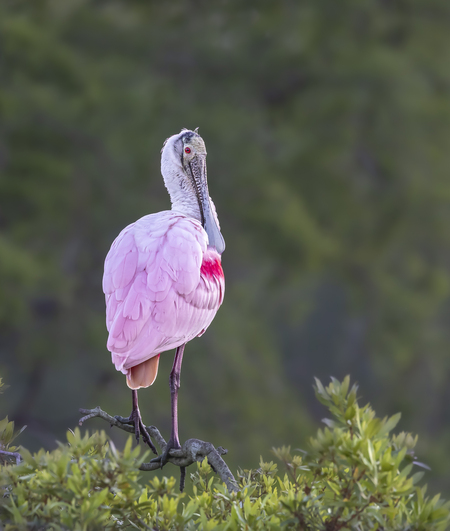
102;129;225;464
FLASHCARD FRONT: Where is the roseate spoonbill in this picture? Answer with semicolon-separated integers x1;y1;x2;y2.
102;129;225;464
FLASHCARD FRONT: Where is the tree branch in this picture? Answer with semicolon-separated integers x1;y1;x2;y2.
79;406;239;493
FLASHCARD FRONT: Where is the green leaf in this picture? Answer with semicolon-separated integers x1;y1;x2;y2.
379;413;402;437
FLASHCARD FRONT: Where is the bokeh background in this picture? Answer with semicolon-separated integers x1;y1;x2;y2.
1;0;450;496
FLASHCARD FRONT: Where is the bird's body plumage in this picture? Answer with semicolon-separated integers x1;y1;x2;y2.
103;211;224;383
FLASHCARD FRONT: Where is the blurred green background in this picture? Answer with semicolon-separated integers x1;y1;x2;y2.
1;0;450;496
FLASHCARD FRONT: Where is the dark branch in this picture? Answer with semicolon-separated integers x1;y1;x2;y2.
79;406;239;493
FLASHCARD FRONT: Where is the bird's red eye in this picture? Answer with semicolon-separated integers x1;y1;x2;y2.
184;147;191;154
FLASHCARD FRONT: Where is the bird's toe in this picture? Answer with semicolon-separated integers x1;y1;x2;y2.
114;412;157;454
114;414;134;425
150;439;180;468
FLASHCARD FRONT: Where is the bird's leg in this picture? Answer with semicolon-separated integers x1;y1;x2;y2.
115;389;157;454
168;343;185;449
151;343;185;467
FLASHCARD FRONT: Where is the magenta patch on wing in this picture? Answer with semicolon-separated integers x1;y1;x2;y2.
200;254;224;280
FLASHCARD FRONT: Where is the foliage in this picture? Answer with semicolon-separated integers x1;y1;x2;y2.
0;377;449;530
0;379;26;460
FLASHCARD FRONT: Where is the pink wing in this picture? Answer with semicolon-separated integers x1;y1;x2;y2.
103;211;224;374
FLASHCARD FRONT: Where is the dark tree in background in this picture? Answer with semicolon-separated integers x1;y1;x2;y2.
1;0;450;495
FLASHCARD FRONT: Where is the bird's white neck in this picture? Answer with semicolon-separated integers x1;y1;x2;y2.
161;158;203;222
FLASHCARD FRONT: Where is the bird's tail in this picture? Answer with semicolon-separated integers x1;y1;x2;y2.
126;354;160;389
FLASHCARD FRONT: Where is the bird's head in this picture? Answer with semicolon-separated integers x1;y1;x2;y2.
161;129;225;254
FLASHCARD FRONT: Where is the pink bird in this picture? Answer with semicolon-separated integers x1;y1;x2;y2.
102;129;225;464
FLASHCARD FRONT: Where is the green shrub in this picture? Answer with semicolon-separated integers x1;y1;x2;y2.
0;376;449;530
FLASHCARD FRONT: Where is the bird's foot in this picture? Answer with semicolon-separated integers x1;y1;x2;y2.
150;437;181;468
115;411;157;455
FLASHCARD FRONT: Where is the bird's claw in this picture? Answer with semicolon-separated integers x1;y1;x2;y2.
150;438;180;468
114;413;158;455
150;453;168;469
114;415;134;425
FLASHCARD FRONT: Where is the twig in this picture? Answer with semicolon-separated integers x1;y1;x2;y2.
0;449;22;465
79;406;239;493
